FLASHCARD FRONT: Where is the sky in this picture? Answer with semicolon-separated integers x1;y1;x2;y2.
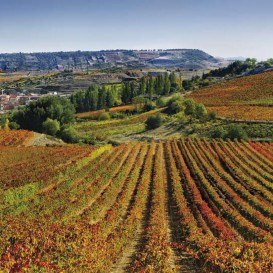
0;0;272;60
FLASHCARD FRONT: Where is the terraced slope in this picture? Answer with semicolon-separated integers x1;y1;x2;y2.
1;139;273;272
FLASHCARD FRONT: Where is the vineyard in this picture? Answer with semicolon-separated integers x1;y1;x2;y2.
190;72;273;121
0;129;33;146
1;139;273;272
75;105;134;118
74;108;163;141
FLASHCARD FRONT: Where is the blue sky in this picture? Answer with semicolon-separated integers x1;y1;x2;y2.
0;0;272;59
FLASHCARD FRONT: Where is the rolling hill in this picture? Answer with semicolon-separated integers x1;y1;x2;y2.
189;71;273;121
0;49;227;72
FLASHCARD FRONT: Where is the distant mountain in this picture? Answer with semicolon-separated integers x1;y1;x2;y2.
0;49;227;72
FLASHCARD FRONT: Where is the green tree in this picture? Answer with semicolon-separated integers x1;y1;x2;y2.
106;90;115;108
42;118;60;136
12;96;75;132
169;72;177;92
147;77;155;99
139;77;147;95
132;96;147;112
98;85;107;109
163;73;171;95
121;82;131;104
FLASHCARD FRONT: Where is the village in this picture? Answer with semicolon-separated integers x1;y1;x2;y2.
0;91;58;113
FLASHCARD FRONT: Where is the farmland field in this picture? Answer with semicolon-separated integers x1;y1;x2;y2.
1;137;273;272
190;71;273;121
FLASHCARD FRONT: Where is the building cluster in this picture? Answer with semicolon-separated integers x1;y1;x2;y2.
0;92;58;113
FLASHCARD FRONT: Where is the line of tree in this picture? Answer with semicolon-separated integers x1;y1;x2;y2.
70;85;119;113
71;72;183;113
203;58;257;78
122;72;183;104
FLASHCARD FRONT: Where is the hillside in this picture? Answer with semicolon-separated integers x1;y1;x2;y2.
189;71;273;121
1;139;273;272
0;129;65;146
0;49;226;72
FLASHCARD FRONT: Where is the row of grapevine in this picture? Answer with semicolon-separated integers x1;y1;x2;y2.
1;139;273;272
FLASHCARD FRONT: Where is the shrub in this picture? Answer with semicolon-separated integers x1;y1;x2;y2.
145;114;163;130
210;126;227;138
225;124;248;140
142;101;156;112
59;126;80;143
195;103;207;119
166;96;184;114
207;111;217;120
42;118;60;136
98;112;111;121
8;121;20;130
183;99;196;115
156;97;167;107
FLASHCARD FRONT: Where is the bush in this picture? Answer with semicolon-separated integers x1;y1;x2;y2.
98;112;111;121
183;99;196;115
195;103;207;119
156;97;167;107
225;124;248;140
59;126;80;143
210;126;227;138
8;121;20;130
142;101;156;112
145;114;163;130
42;118;60;136
166;96;184;114
207;111;217;121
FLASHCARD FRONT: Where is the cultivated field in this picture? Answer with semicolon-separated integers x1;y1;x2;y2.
190;72;273;121
1;136;273;272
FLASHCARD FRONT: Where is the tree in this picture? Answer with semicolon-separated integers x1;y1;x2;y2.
139;77;147;95
42;118;60;136
132;96;147;112
145;114;162;130
85;85;99;111
106;90;115;108
147;77;155;99
98;85;107;109
71;90;86;112
121;82;131;104
11;96;75;132
163;73;171;95
169;72;177;92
